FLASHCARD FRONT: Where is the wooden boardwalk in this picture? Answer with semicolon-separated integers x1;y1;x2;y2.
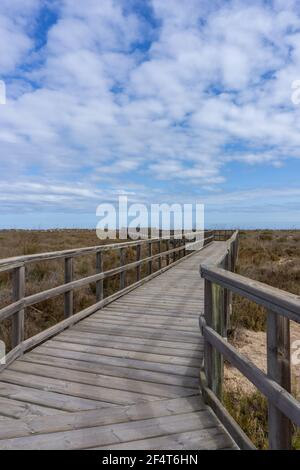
0;241;237;450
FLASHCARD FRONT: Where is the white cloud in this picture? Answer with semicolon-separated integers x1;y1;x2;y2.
0;0;300;222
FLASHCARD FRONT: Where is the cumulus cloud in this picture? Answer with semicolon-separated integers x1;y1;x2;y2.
0;0;300;223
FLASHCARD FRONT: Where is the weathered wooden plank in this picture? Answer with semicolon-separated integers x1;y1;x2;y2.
55;332;202;358
72;324;201;345
9;361;198;398
94;427;234;450
0;370;160;405
93;311;199;326
58;329;203;352
75;320;200;340
0;382;112;412
0;410;221;450
33;344;199;377
0;396;67;420
21;353;199;388
0;396;203;440
81;317;197;333
19;255;201;355
46;339;200;367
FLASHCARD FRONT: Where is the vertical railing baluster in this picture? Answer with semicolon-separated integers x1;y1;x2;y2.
120;247;126;290
12;265;25;348
96;250;103;302
204;279;213;390
136;244;141;281
158;240;162;270
64;257;73;318
166;239;170;266
225;251;232;334
172;239;176;263
211;283;224;399
148;241;152;275
267;311;292;449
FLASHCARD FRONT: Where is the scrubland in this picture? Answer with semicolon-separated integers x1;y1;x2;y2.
226;230;300;449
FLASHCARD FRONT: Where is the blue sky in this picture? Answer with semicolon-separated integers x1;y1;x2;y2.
1;0;300;229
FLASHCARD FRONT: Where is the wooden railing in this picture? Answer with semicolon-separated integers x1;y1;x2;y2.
200;231;300;450
212;229;235;241
0;231;213;371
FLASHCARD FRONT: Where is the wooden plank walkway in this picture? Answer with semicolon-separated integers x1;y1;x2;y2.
0;241;237;450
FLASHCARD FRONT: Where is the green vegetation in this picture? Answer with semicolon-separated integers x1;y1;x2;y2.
232;230;300;332
226;229;300;449
223;389;268;449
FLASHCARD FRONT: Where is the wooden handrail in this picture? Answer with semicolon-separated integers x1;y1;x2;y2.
0;232;214;371
200;230;300;450
200;266;300;323
0;231;208;270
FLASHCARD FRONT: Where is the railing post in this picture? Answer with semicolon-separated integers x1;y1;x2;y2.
267;311;292;449
148;241;152;275
158;240;162;270
211;283;224;399
204;279;213;390
182;236;186;257
166;239;170;266
172;239;176;263
136;244;141;281
64;257;73;318
11;265;25;348
120;247;126;290
223;252;232;335
96;251;103;302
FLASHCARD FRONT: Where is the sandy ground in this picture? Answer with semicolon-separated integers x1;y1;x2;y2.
225;324;300;397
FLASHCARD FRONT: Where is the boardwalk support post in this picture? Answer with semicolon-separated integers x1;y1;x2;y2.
64;257;73;318
267;311;292;449
11;265;25;348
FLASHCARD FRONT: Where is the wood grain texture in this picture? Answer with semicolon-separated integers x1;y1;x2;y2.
0;241;236;450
